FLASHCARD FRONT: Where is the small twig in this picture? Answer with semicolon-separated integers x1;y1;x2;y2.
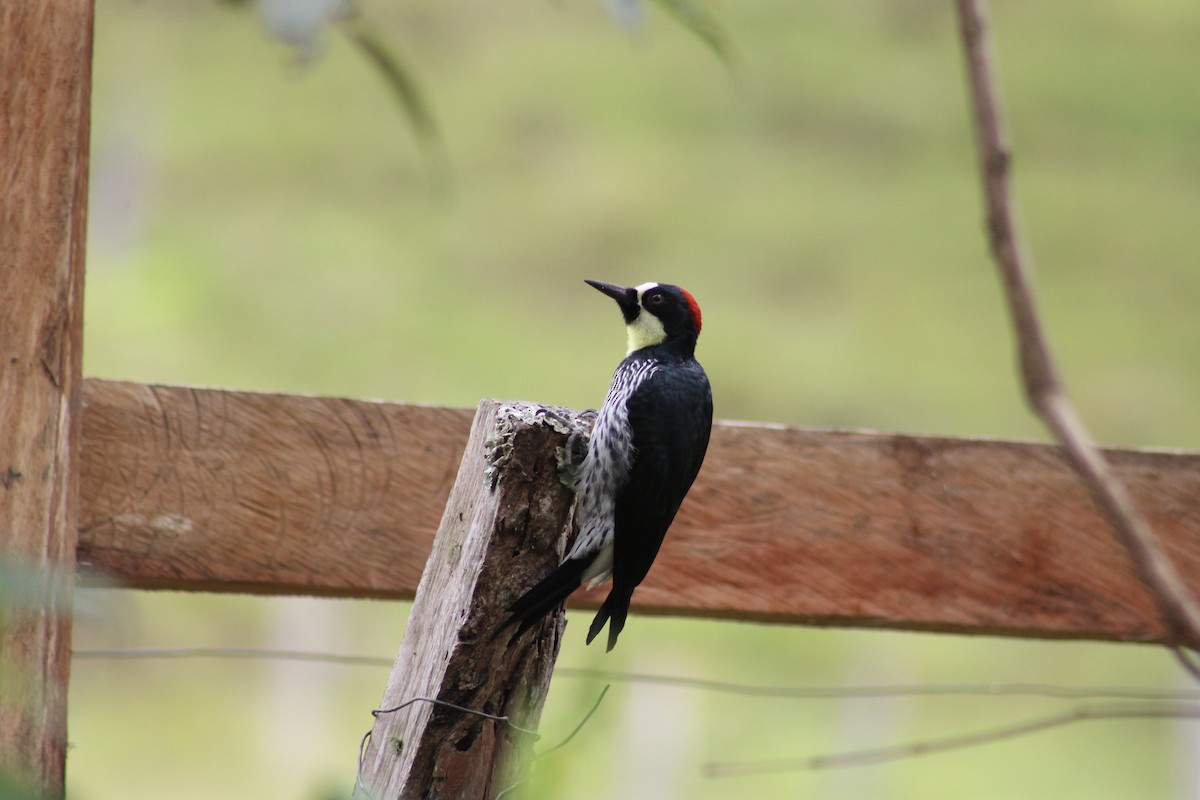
703;701;1200;777
1173;646;1200;683
493;685;612;800
536;684;610;757
491;776;528;800
954;0;1200;652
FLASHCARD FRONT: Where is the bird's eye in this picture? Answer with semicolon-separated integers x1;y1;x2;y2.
647;291;665;306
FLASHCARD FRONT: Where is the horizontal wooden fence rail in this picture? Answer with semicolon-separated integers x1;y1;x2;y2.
79;378;1200;643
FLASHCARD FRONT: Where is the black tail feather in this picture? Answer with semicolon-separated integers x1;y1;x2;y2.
585;588;632;652
499;557;589;642
585;595;612;647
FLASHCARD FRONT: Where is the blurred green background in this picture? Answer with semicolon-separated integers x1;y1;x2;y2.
69;0;1200;797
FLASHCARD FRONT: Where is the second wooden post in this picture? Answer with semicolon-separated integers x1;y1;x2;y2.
355;399;587;799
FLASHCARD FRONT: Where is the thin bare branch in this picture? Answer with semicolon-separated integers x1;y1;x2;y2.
953;0;1200;651
1173;647;1200;683
703;702;1200;777
535;685;611;757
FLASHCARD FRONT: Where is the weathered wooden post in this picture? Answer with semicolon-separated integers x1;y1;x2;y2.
0;2;93;796
355;400;589;799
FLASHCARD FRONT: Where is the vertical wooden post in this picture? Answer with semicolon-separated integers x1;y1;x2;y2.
0;1;93;796
356;400;584;799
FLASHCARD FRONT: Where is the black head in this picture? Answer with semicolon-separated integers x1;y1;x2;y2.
585;280;703;355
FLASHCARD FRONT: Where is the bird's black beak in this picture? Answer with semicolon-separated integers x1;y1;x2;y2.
585;279;640;322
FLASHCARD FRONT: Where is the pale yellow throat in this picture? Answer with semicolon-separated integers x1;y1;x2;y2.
625;282;667;354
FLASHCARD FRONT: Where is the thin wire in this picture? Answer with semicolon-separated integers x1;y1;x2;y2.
354;729;374;799
356;685;610;799
703;702;1200;777
73;645;1198;782
371;696;541;737
555;667;1200;702
356;696;540;795
71;647;1198;702
74;646;390;667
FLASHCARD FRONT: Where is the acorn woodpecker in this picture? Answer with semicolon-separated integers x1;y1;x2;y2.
502;279;713;651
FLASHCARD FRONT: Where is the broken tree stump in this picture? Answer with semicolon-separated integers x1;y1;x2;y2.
355;400;588;799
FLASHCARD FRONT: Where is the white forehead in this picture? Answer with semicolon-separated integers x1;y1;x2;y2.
634;282;660;299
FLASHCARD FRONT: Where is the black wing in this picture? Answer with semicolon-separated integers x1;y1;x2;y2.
587;361;713;650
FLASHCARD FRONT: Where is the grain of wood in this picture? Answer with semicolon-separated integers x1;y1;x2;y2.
0;2;93;794
79;380;1200;643
356;400;578;799
79;379;473;597
650;424;1200;642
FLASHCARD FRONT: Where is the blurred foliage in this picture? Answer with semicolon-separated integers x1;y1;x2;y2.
339;17;447;179
71;0;1200;798
0;775;40;800
0;562;50;612
220;0;729;181
647;0;733;65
